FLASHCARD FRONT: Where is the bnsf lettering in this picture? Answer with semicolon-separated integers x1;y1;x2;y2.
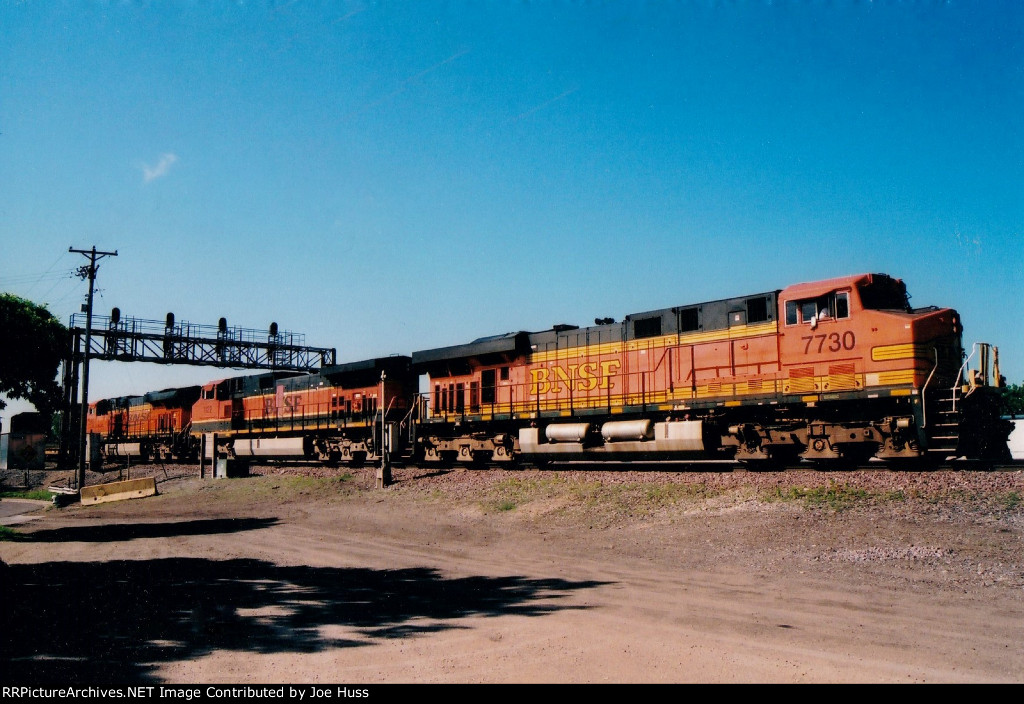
530;360;621;394
263;395;303;413
802;332;856;354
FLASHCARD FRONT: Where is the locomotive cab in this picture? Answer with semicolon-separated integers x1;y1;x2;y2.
777;273;1006;463
777;273;961;394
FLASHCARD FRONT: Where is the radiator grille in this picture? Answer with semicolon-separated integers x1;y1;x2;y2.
788;367;815;393
828;363;857;391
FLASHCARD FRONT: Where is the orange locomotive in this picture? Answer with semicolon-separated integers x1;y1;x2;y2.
86;386;201;462
411;273;1009;466
190;356;414;465
84;273;1009;468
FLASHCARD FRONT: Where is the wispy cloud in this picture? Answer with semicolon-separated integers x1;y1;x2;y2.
141;153;178;183
511;86;580;123
347;49;470;119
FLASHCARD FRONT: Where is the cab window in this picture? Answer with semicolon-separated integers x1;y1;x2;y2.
785;301;799;325
834;292;849;318
800;300;817;322
785;291;850;325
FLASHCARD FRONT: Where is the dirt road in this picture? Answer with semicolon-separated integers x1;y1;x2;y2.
2;464;1023;683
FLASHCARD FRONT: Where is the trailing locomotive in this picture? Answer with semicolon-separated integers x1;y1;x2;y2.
86;385;201;462
191;356;414;465
84;273;1011;469
87;357;416;466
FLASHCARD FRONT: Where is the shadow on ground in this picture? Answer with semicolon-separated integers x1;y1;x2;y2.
1;554;608;683
10;517;281;543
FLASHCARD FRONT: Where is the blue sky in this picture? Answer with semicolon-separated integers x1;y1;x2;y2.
1;0;1021;421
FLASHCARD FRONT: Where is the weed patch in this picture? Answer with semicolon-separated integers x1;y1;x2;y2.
997;491;1021;511
476;476;729;520
766;484;871;511
480;475;566;513
1;489;52;501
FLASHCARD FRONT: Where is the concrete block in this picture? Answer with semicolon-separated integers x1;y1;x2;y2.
80;477;157;506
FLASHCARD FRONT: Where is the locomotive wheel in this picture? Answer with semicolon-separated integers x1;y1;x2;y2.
836;444;878;467
883;455;943;472
737;458;776;472
738;446;801;471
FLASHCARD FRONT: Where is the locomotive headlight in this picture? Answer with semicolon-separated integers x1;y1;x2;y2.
896;417;912;429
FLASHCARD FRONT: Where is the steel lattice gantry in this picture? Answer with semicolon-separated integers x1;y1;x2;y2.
71;313;336;370
57;313;337;471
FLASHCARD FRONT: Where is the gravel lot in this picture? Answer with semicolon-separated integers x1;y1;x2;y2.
2;460;1023;683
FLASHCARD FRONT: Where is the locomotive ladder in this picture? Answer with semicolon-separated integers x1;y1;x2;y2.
925;386;961;459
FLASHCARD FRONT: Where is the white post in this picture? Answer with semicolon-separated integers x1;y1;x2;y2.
376;371;391;487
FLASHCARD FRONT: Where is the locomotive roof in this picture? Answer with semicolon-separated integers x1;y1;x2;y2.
412;286;787;369
780;273;895;300
320;355;412;386
93;395;145;413
144;385;201;405
411;331;532;372
320;355;411;377
221;370;309;395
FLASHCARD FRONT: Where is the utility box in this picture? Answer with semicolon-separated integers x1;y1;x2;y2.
214;456;250;478
87;433;103;471
0;432;46;470
1009;418;1024;461
385;421;402;455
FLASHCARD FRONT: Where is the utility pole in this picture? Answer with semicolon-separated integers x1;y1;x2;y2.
70;245;117;490
376;371;391;488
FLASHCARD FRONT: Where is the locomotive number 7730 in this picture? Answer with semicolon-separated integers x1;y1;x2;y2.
802;331;856;354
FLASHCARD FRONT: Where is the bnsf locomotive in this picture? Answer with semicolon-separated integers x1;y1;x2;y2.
86;386;201;462
86;273;1010;468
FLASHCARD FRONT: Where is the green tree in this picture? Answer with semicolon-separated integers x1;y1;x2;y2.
1002;382;1024;417
0;294;67;417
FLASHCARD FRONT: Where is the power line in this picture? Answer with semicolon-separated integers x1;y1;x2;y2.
0;268;77;286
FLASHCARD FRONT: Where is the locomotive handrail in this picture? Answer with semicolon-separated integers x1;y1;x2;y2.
399;399;421;443
953;343;980;411
920;347;939;429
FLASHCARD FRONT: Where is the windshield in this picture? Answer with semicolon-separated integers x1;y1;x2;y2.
858;276;910;311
